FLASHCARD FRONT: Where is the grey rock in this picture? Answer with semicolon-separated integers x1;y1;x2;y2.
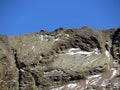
0;27;120;90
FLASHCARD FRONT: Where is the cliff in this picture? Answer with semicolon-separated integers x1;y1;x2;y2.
0;27;120;90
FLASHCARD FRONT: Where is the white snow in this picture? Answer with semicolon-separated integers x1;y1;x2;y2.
88;74;101;79
93;48;100;55
44;69;64;75
116;53;119;55
110;68;117;79
32;45;34;49
51;86;64;90
68;48;80;52
12;80;16;82
86;80;89;86
40;35;43;41
44;35;49;37
20;69;25;72
65;34;69;37
105;50;110;58
106;41;109;44
105;50;110;69
30;68;34;70
39;55;42;59
51;83;78;90
54;38;59;41
66;51;91;55
32;45;35;52
44;72;49;75
67;83;77;88
66;48;100;57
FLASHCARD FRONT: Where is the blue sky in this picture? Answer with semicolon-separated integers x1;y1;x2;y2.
0;0;120;36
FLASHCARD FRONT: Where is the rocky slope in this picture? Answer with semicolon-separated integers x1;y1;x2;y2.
0;26;120;90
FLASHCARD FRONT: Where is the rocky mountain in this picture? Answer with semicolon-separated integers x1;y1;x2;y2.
0;26;120;90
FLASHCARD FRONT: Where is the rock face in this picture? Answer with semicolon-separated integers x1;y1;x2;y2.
0;27;120;90
0;35;18;90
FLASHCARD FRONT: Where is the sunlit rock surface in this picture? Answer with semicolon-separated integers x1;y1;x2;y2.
0;27;120;90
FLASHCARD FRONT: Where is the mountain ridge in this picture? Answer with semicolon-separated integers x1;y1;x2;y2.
0;27;120;90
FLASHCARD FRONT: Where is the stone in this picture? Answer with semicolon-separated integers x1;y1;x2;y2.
0;27;120;90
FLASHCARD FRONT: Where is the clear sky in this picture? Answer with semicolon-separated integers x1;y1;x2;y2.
0;0;120;36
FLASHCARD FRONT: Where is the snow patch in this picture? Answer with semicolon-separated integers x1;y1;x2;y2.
32;45;34;49
66;48;100;57
40;35;43;41
51;86;64;90
105;50;110;58
86;80;89;86
32;45;35;52
44;69;64;75
67;83;77;88
110;68;117;79
93;48;100;55
116;53;119;55
105;50;110;69
54;38;59;41
39;55;42;59
51;83;78;90
20;69;25;72
65;34;69;37
30;68;34;71
12;80;16;82
88;74;101;79
68;48;79;52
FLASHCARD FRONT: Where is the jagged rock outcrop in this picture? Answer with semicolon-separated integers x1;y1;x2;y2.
0;27;120;90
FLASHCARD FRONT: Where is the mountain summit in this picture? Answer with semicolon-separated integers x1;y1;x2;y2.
0;27;120;90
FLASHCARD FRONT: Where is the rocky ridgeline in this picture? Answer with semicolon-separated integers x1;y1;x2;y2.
0;27;120;90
